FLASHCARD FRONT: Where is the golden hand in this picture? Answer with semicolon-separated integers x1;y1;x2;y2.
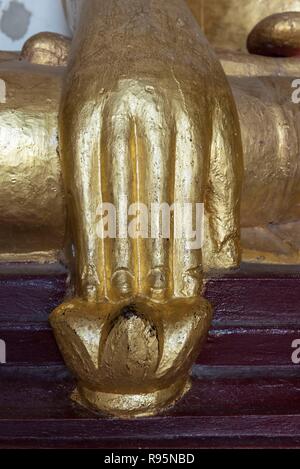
60;0;242;303
52;0;242;416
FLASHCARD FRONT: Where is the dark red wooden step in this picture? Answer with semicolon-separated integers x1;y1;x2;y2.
0;265;299;448
1;365;300;418
0;365;299;448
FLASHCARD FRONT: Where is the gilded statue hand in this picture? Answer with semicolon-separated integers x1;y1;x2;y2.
60;0;242;303
51;0;242;416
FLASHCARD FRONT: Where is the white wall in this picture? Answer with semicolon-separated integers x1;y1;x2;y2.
0;0;70;51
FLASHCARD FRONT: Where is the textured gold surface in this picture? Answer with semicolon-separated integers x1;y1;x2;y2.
230;74;300;228
247;12;300;57
187;0;300;51
229;72;300;264
21;32;71;66
0;56;66;261
218;49;300;77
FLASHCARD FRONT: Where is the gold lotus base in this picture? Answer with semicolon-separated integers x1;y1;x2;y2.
50;297;212;418
72;379;191;418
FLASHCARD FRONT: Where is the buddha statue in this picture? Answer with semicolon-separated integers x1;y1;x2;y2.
0;0;299;416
